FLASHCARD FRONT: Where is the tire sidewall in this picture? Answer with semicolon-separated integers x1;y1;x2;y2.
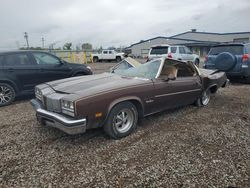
201;89;211;106
0;83;15;107
104;102;138;139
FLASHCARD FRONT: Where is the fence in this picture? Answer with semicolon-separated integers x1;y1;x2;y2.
49;50;94;64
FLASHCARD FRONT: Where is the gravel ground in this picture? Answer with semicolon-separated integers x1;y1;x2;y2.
0;62;250;187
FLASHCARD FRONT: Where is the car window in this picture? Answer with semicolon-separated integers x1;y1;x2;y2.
33;53;61;65
179;47;185;54
113;60;133;72
245;45;250;54
209;45;244;55
171;47;177;53
5;53;33;66
185;47;192;54
103;51;108;54
109;51;113;54
150;47;168;55
176;63;196;77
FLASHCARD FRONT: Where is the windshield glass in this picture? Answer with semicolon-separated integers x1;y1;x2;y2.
114;59;161;79
209;45;244;55
150;47;169;55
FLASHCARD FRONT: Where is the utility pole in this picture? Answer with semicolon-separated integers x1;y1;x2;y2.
24;32;29;49
42;37;45;49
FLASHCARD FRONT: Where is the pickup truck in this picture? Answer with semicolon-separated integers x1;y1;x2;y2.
92;50;125;62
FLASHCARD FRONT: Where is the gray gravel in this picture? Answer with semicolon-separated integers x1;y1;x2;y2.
0;63;249;187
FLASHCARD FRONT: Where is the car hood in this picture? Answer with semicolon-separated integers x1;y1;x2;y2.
46;73;151;97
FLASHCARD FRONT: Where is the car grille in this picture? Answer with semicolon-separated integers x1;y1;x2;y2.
45;97;61;113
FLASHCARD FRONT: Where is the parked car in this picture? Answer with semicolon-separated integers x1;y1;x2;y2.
147;45;200;66
31;57;228;139
92;50;125;63
0;51;92;107
204;43;250;83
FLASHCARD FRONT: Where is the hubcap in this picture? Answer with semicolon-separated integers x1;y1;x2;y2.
201;90;210;105
114;109;134;133
0;86;13;105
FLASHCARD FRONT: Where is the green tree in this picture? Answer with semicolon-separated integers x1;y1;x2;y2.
63;43;72;50
81;43;92;50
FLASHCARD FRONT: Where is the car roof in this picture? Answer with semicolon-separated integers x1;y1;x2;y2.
0;50;49;55
212;43;247;47
151;44;170;48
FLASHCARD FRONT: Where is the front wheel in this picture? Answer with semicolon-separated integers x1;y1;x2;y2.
104;102;138;139
195;89;211;107
0;83;16;107
93;57;99;63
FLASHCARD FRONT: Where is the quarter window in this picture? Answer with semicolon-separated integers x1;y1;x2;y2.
171;47;177;53
33;53;61;65
176;64;196;77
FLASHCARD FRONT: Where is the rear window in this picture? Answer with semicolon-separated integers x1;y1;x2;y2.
150;47;168;55
209;45;244;55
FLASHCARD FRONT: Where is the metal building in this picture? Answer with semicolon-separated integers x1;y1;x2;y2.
126;30;250;58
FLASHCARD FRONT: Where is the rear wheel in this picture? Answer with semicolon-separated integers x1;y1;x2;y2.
116;56;122;62
194;59;199;67
0;83;16;107
104;102;138;139
195;89;211;107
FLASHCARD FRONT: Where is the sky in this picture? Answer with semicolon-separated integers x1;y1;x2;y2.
0;0;250;50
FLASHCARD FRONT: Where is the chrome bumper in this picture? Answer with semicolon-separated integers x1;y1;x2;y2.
30;99;87;135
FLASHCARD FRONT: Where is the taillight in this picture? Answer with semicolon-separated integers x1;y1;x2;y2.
167;53;172;58
204;55;208;62
242;54;249;62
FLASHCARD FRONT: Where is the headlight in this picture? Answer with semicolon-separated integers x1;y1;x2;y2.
35;87;42;101
61;99;75;117
86;66;91;70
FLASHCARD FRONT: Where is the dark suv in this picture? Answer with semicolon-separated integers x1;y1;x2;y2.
204;43;250;83
0;51;93;106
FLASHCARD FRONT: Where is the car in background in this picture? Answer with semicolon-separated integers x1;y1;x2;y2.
31;57;228;139
92;50;125;63
0;51;92;107
204;43;250;83
147;45;200;66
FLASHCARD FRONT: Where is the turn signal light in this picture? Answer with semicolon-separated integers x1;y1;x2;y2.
242;54;249;62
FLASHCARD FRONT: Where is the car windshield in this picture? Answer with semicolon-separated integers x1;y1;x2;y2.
114;59;162;79
150;47;168;55
209;45;244;55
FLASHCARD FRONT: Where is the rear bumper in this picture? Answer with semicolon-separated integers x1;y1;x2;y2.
30;99;87;135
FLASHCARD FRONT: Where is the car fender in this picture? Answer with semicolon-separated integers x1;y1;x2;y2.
107;96;145;118
0;79;20;93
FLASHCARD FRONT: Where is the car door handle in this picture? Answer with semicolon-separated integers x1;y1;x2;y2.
7;68;14;72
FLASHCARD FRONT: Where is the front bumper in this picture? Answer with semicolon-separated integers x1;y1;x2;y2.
30;99;87;135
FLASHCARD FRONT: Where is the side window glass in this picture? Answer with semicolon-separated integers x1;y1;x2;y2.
109;51;113;54
185;47;192;54
176;64;196;77
179;47;185;54
33;53;60;65
5;53;32;66
103;51;108;54
171;47;177;53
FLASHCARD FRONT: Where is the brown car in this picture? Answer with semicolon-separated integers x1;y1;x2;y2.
31;58;229;139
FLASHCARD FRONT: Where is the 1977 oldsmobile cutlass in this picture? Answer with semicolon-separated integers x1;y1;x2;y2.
31;58;229;139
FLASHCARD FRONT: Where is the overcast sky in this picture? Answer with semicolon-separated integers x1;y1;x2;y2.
0;0;250;50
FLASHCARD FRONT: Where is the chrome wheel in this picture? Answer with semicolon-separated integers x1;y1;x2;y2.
113;109;134;134
201;90;210;106
0;85;14;105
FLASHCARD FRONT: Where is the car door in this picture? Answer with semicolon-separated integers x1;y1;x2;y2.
152;62;201;112
3;52;40;91
184;47;194;61
178;47;187;61
102;50;109;60
31;52;71;83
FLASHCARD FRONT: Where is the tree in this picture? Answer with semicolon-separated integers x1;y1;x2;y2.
81;43;92;50
63;43;72;50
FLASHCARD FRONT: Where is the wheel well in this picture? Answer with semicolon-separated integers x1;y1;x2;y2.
209;85;218;94
116;56;121;59
195;58;200;62
0;80;19;93
128;99;144;118
93;56;98;59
